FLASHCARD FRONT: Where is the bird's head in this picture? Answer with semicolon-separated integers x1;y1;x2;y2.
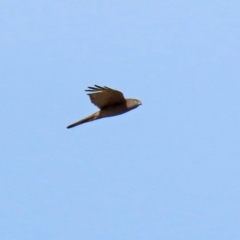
126;99;142;109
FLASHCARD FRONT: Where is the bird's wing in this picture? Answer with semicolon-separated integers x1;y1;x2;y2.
85;85;125;109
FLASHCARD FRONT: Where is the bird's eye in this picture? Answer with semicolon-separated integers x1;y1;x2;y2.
135;100;138;103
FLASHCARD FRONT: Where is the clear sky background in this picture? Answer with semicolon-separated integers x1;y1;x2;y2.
1;1;240;239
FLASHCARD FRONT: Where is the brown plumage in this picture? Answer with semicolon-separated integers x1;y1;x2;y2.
67;85;142;128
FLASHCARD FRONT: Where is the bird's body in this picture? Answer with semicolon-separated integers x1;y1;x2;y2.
67;85;141;128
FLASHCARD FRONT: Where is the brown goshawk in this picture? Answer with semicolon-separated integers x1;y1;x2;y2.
67;85;142;128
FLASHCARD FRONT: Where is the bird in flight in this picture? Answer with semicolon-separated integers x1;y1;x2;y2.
67;85;142;128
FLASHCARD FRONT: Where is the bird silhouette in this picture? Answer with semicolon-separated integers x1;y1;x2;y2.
67;85;142;128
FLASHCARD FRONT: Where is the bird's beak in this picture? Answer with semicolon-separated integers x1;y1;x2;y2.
139;101;142;105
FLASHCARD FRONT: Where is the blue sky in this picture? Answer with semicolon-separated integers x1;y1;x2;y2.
1;1;240;239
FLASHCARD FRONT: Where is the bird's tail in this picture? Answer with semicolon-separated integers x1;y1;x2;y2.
67;112;99;128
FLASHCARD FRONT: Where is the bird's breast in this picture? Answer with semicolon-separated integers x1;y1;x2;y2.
98;104;129;118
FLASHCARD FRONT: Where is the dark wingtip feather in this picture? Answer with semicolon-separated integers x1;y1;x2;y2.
85;85;110;92
85;86;98;92
94;85;106;89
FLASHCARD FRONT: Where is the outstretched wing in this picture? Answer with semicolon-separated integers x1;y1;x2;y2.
85;85;125;109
